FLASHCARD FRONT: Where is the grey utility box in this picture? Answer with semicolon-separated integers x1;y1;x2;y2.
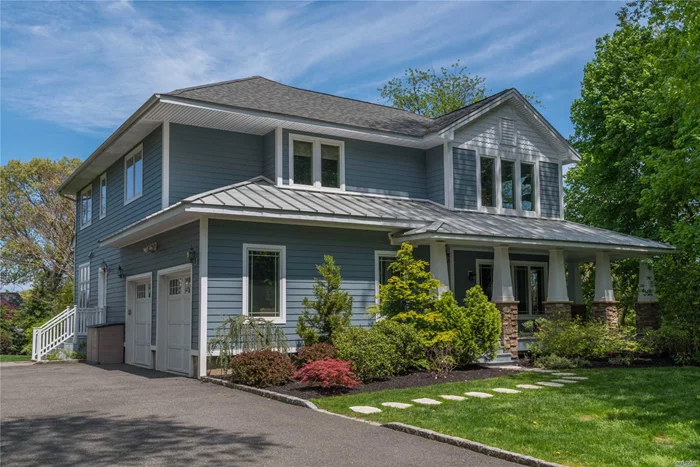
87;323;125;364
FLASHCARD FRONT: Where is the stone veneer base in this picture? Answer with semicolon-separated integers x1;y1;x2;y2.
543;301;573;320
493;301;519;358
635;301;661;333
591;301;619;327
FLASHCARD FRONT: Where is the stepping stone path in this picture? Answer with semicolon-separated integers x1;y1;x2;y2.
412;398;442;405
563;376;588;380
440;395;466;401
537;381;564;387
552;379;578;384
516;384;543;389
382;402;412;409
492;388;520;394
464;392;494;398
350;406;382;414
552;372;576;376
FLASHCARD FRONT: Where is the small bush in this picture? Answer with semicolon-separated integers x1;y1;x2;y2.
534;354;591;369
296;343;338;367
647;322;700;365
293;359;361;389
0;330;12;354
229;350;295;387
426;344;457;377
372;320;426;373
334;327;398;381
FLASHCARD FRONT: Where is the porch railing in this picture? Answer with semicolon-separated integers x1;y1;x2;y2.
31;306;106;361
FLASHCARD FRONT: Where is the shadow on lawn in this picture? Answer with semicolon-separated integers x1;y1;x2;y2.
1;412;283;466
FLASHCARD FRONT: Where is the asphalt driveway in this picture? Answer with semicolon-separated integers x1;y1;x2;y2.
1;363;518;466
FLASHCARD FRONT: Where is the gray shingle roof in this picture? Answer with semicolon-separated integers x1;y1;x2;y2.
166;76;508;138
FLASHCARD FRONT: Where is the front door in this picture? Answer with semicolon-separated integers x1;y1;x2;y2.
132;280;152;367
166;275;191;374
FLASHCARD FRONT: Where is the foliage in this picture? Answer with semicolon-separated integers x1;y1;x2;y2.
297;255;353;345
228;350;295;387
44;348;84;361
646;321;700;366
333;326;398;381
426;344;457;378
295;343;338;367
293;359;361;389
0;330;12;354
372;319;426;373
208;315;288;376
566;1;699;341
1;157;81;295
533;355;591;370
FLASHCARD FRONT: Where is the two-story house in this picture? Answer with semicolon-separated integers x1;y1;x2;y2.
40;76;671;376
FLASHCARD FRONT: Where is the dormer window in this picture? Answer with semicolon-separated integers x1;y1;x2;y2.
289;134;345;190
124;145;143;205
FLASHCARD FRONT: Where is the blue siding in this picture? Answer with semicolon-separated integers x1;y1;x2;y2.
262;130;275;181
282;130;427;198
207;220;396;346
426;145;444;204
540;161;561;218
169;123;264;204
453;148;477;209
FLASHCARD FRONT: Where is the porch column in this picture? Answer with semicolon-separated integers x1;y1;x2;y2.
544;249;572;319
429;243;450;296
567;261;586;319
492;246;519;358
592;252;619;326
635;260;660;333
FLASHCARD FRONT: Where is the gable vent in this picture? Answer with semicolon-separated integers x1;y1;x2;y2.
500;117;516;146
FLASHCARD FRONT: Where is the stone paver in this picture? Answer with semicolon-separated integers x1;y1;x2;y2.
516;384;543;389
552;372;576;376
350;406;382;414
536;381;564;387
439;395;466;401
551;379;577;384
412;398;442;405
464;392;493;398
381;402;412;409
492;388;520;394
563;376;588;380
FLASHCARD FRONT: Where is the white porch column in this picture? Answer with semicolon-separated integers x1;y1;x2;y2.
567;261;583;304
547;249;569;301
594;252;615;301
492;246;514;302
429;243;450;295
637;260;658;302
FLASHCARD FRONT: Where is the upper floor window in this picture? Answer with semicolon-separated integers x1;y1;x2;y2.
520;162;535;211
501;160;515;209
99;173;107;219
477;155;539;215
243;244;286;323
124;145;143;204
78;263;90;308
480;157;495;208
80;185;92;229
289;134;344;190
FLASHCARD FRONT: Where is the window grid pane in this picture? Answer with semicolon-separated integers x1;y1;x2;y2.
293;140;313;186
169;278;182;296
79;265;90;308
521;163;534;211
378;256;395;286
248;250;280;318
126;157;134;200
134;153;143;196
480;157;495;207
501;160;515;209
321;144;339;188
100;176;107;218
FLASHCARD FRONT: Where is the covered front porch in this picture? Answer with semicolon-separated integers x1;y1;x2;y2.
400;237;666;358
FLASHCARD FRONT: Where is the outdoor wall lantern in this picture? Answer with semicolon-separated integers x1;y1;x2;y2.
118;266;125;279
187;246;198;265
468;270;476;282
101;260;110;274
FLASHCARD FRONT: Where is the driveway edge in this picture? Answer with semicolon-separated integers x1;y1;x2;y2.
200;376;318;410
383;422;565;467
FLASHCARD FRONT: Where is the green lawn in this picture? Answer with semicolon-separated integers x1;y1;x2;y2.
313;368;700;467
0;354;32;363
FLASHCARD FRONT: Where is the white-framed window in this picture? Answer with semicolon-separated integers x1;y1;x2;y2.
80;185;92;229
475;153;539;216
374;250;397;301
480;156;496;208
78;262;90;308
501;159;515;209
288;134;345;190
242;244;286;323
124;145;144;204
476;259;547;317
99;173;107;219
520;162;535;212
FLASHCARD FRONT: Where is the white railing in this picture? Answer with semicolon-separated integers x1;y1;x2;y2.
31;306;106;361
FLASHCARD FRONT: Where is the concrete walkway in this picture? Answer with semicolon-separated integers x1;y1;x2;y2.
0;363;518;467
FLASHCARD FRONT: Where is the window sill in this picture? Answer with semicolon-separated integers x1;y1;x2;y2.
283;184;345;194
124;192;143;206
80;221;92;230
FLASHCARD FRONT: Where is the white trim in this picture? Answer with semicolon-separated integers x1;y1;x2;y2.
161;121;170;209
155;262;193;375
275;127;283;186
97;266;107;309
443;142;454;208
288;133;345;190
374;250;397;303
124;144;144;206
125;272;152;282
242;243;286;324
80;184;93;229
99;173;107;219
198;218;208;378
157;263;192;277
558;161;565;220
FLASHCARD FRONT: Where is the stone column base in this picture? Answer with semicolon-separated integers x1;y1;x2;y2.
571;304;587;320
591;301;619;327
493;301;519;358
635;301;661;334
543;301;573;320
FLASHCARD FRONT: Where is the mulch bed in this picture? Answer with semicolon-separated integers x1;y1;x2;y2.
272;365;521;400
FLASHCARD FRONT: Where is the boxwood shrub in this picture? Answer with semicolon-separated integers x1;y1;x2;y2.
229;350;295;387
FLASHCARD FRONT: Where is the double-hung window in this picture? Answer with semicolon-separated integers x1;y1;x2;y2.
124;145;143;204
99;173;107;219
243;244;286;323
289;134;344;189
480;157;496;208
501;160;515;209
478;156;538;214
80;185;92;229
78;263;90;308
520;162;535;211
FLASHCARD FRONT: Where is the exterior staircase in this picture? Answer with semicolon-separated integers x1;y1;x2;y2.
31;306;105;361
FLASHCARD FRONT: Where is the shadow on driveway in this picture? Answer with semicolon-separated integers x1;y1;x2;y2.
2;411;283;466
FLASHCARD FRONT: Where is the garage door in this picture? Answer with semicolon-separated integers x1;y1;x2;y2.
166;275;192;374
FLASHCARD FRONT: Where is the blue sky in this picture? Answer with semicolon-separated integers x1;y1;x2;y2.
1;1;623;165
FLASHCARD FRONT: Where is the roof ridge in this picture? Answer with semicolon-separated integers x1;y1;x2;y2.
184;175;273;202
168;76;264;96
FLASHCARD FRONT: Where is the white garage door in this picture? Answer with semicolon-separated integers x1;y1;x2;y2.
166;275;192;374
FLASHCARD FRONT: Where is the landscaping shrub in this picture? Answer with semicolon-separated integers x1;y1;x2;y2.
647;322;700;365
372;319;426;373
297;255;353;345
426;344;457;377
0;330;12;354
293;359;361;389
229;350;294;387
533;354;591;369
334;326;398;381
296;343;338;367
